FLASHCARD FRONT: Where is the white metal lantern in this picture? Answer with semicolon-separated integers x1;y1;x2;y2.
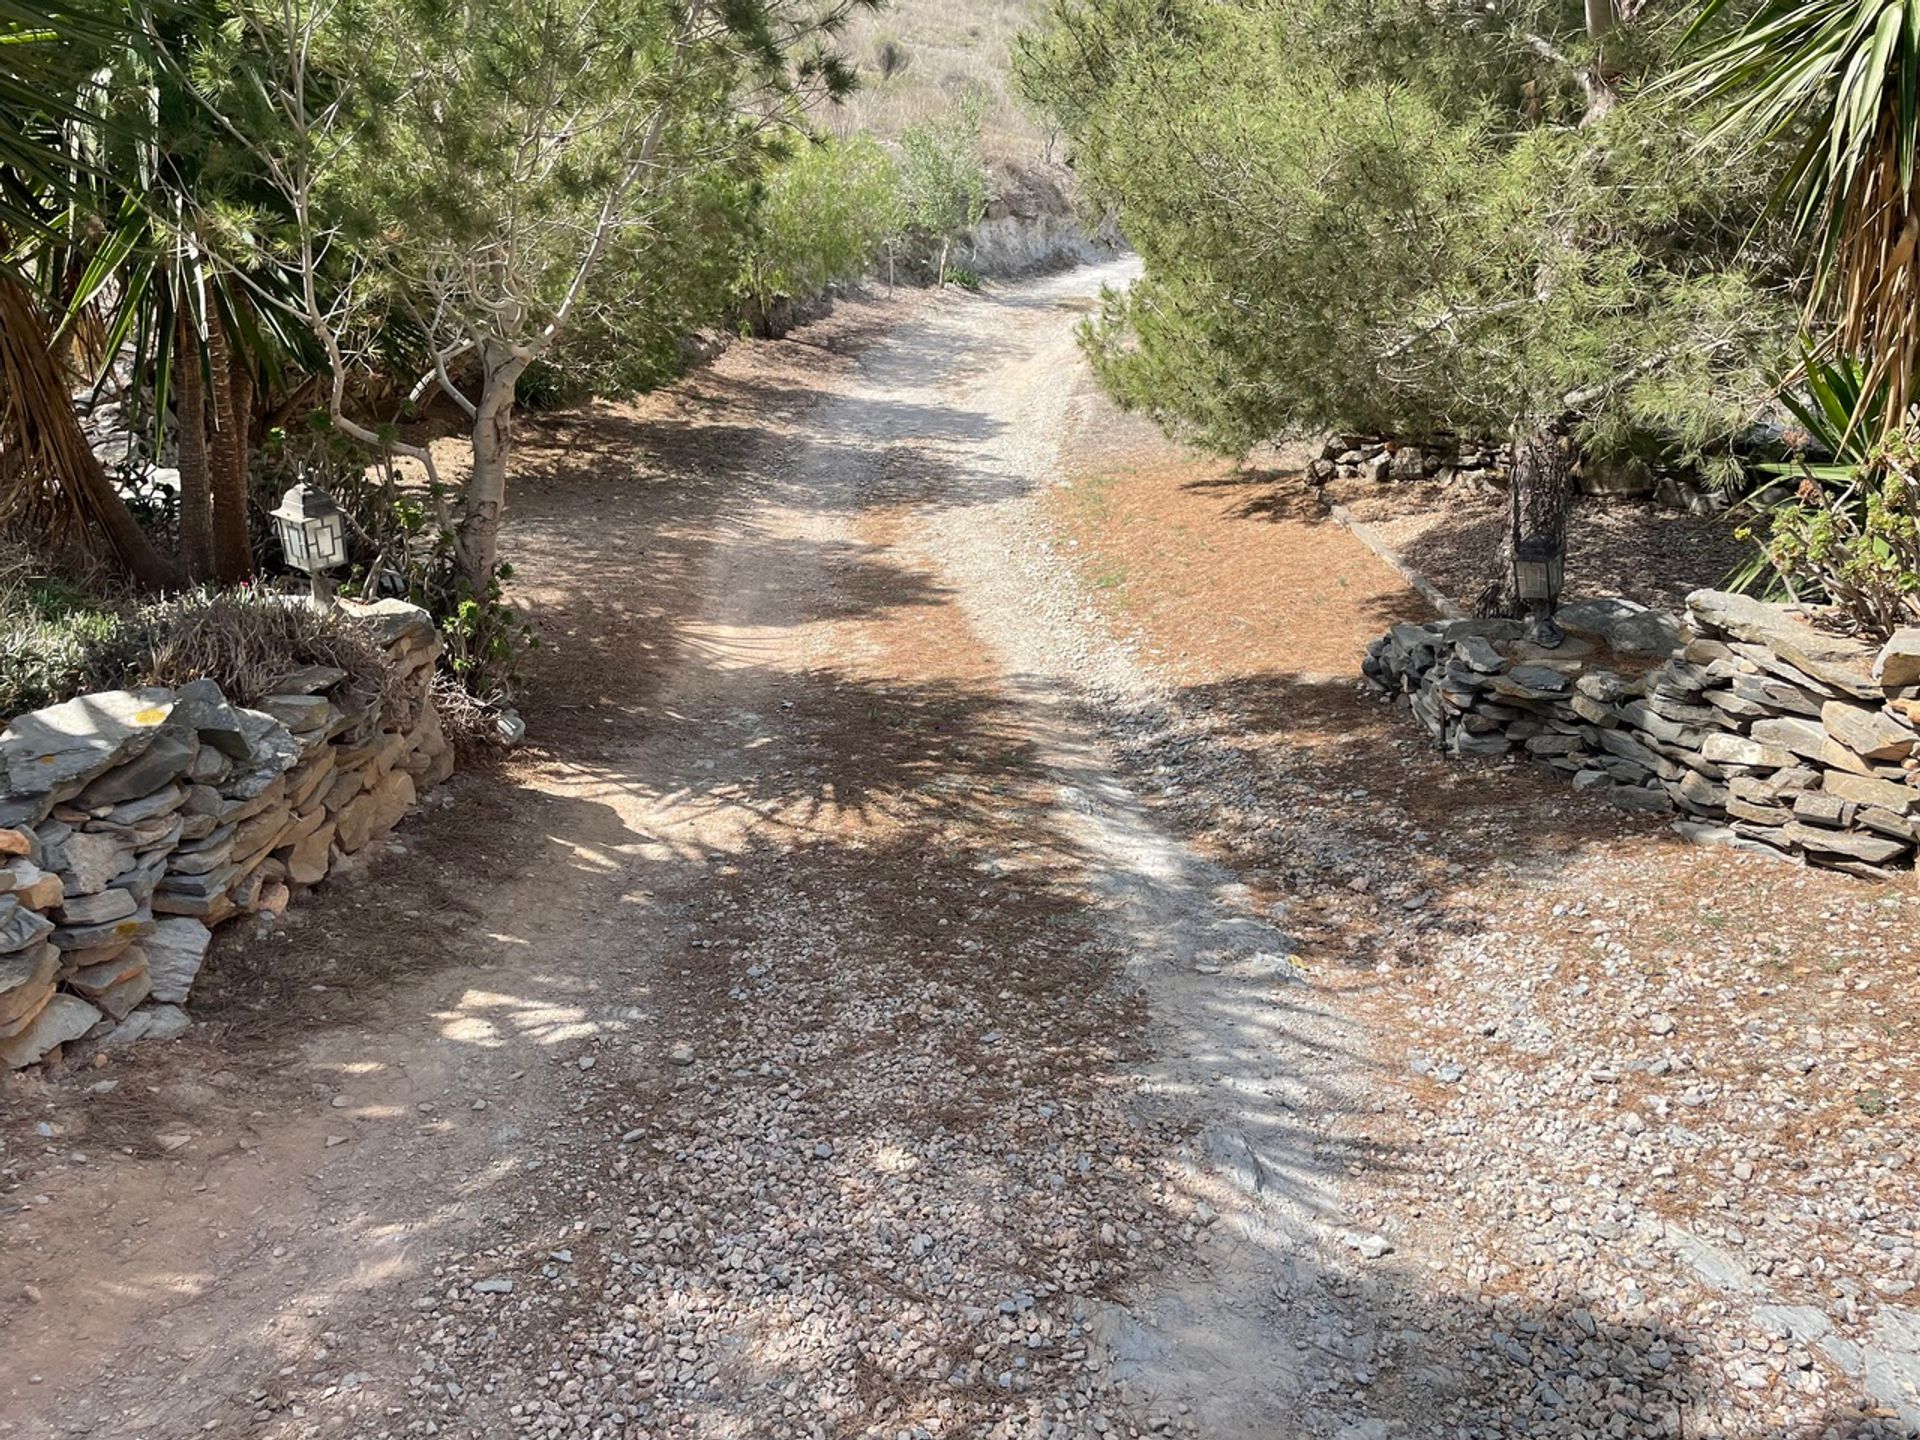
271;479;347;605
271;480;347;574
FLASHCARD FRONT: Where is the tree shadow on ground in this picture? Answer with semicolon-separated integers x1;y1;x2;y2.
163;653;1910;1436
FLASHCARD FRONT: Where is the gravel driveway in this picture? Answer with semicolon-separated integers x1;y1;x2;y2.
0;263;1913;1440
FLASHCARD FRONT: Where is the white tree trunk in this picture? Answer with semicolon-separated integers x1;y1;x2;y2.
458;342;524;593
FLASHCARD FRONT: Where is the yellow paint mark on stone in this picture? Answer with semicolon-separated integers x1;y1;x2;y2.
133;708;168;726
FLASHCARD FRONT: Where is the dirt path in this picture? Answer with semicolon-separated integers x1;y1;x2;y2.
0;264;1414;1440
5;262;1914;1440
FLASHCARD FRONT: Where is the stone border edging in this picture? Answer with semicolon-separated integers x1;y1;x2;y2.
1327;502;1465;620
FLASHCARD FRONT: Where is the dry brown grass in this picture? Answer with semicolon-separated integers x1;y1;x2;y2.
129;588;407;713
817;0;1053;163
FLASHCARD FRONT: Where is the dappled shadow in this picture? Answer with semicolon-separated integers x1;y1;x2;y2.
1178;464;1336;525
4;269;1907;1438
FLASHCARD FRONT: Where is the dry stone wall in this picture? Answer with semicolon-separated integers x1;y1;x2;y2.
1363;591;1920;878
0;599;452;1069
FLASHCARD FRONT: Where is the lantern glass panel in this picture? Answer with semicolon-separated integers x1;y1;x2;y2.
314;517;346;567
279;518;310;568
1514;556;1549;603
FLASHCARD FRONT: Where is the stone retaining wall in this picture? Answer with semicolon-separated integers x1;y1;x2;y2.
1363;590;1920;878
0;599;452;1068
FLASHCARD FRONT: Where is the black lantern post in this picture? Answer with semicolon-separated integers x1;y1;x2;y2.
270;477;348;606
1513;534;1566;648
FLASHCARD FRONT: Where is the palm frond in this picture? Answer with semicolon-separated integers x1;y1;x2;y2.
1672;1;1920;436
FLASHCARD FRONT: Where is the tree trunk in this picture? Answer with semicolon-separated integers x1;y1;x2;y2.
175;304;215;582
0;269;175;588
205;301;253;583
1581;0;1617;123
1477;423;1573;618
457;345;522;596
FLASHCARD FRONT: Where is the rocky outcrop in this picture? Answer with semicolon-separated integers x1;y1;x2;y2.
0;599;453;1068
955;161;1125;277
1363;592;1920;878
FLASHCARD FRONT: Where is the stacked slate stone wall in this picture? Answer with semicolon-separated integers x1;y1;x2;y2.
0;599;452;1068
1363;590;1920;878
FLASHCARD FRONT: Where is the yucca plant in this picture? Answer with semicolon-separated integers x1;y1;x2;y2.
1731;341;1920;634
1674;1;1920;441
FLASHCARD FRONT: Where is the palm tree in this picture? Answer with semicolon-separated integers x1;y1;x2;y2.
4;0;288;587
1674;0;1920;439
0;0;176;586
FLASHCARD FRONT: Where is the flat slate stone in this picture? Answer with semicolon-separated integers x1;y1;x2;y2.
1875;629;1920;689
158;862;237;898
1507;664;1572;692
1702;732;1794;769
1687;590;1881;697
1824;771;1919;815
1730;673;1823;717
167;842;233;878
63;946;148;997
51;908;154;952
1597;727;1665;773
1453;635;1505;674
187;745;232;784
0;943;58;1019
0;859;61;910
1;689;174;798
1859;806;1920;842
172;678;250;759
54;886;137;927
151;888;234;922
341;597;435;649
103;784;187;826
1751;717;1871;776
0;897;56;954
224;711;302;800
259;693;333;734
1672;771;1729;812
1731;769;1819;805
85;966;151;1020
1779;821;1910;865
1793;792;1852;827
1571;694;1621;727
1821;700;1916;762
1726;797;1791;826
74;729;198;807
0;993;101;1068
53;829;134;898
271;664;349;696
1557;597;1683;658
1608;783;1674;814
146;917;211;1004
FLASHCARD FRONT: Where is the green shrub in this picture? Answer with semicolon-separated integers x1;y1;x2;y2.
1015;0;1801;476
1752;469;1920;637
0;600;136;717
740;135;905;311
898;99;991;280
1738;351;1920;638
